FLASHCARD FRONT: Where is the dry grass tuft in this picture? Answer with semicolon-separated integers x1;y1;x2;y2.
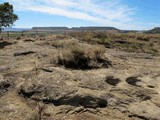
51;39;78;48
54;43;111;69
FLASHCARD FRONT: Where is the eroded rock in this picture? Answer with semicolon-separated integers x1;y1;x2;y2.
129;101;160;120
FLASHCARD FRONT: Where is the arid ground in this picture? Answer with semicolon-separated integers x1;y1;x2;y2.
0;32;160;120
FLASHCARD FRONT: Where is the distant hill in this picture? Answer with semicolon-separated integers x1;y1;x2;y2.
145;27;160;34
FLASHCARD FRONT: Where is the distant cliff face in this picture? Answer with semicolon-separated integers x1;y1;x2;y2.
145;27;160;34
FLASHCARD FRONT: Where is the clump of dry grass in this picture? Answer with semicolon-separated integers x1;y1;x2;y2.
51;39;78;48
55;43;111;69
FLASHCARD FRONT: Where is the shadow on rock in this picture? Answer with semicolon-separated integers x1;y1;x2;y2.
14;51;35;56
126;77;141;87
105;76;121;86
19;84;108;109
0;41;13;49
43;95;108;108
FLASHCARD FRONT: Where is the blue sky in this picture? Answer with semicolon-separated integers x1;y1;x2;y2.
1;0;160;30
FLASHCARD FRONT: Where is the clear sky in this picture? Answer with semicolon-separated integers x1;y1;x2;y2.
1;0;160;30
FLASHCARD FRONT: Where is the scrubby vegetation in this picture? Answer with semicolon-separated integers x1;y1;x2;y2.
50;39;111;69
68;32;160;55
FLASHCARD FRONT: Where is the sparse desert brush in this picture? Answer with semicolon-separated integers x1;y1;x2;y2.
50;32;160;55
53;34;67;39
79;32;95;42
58;45;84;62
113;39;146;52
68;31;101;42
51;39;79;48
16;36;21;40
97;37;112;46
86;45;106;59
68;31;93;38
136;35;150;41
55;44;111;69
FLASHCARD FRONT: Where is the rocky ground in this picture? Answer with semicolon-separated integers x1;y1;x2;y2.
0;35;160;120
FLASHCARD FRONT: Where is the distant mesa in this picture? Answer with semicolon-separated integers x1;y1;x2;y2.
70;27;119;31
31;26;119;32
30;26;160;33
2;27;160;34
32;27;69;31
